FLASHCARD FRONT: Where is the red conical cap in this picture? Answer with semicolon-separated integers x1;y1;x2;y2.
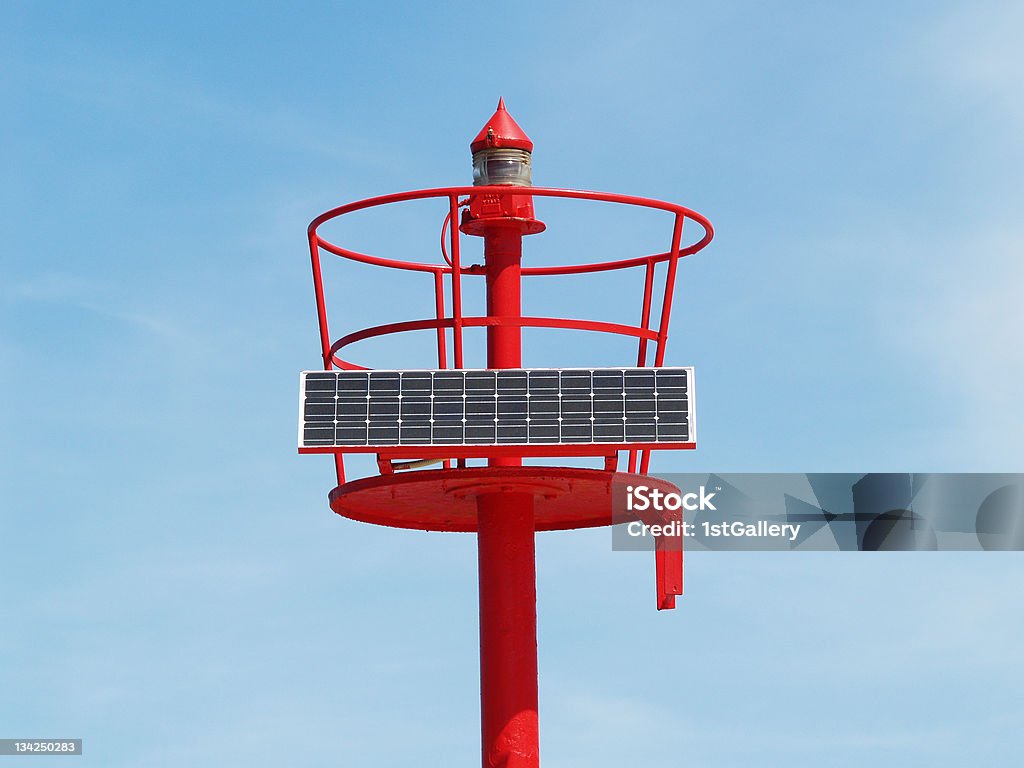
470;97;534;153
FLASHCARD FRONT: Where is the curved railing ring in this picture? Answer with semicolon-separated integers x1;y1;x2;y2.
308;185;713;277
327;315;660;371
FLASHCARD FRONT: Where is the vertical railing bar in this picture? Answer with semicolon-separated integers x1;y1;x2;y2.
308;230;333;370
641;213;685;476
653;214;685;367
639;450;652;474
449;195;465;369
438;266;452;468
636;259;655;367
433;269;448;369
309;227;345;485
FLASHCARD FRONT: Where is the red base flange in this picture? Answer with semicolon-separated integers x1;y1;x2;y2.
328;466;680;533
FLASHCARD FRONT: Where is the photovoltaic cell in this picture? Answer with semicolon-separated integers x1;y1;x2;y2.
299;367;693;449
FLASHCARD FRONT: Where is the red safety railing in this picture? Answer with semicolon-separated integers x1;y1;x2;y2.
308;186;714;483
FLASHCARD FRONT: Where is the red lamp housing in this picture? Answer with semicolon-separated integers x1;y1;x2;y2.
462;98;544;235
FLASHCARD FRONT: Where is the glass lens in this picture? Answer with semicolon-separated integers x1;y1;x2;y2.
472;150;532;186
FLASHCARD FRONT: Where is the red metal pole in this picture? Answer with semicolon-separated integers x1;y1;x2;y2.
477;225;540;768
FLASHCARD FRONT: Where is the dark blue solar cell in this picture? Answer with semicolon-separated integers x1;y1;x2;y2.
497;423;529;444
433;397;464;421
368;372;400;395
528;421;560;443
434;372;464;395
466;397;496;421
368;398;400;419
655;370;688;391
593;422;625;443
431;424;464;444
529;397;559;419
656;398;687;423
400;424;432;444
496;371;528;394
401;397;432;422
304;402;335;422
625;422;657;442
657;422;689;441
562;396;592;419
401;372;433;394
465;371;496;395
624;370;656;394
336;373;368;396
593;395;624;418
528;371;559;393
497;396;528;419
367;424;399;444
592;370;623;394
560;422;593;442
304;425;336;445
465;424;497;444
560;371;591;392
305;374;338;393
625;396;657;417
335;425;369;445
336;399;368;420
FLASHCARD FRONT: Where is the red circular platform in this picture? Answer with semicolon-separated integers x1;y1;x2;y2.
328;466;681;532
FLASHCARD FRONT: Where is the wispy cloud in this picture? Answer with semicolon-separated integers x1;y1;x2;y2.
899;4;1024;461
4;271;204;351
5;271;110;303
925;1;1024;123
20;52;392;167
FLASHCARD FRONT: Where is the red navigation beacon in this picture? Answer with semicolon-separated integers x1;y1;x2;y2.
299;100;714;768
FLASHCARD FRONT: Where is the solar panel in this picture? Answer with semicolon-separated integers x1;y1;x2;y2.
299;367;694;450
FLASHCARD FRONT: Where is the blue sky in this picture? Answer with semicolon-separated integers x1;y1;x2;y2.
2;1;1023;766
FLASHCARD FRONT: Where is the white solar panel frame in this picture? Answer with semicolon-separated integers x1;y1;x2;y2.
298;366;695;451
